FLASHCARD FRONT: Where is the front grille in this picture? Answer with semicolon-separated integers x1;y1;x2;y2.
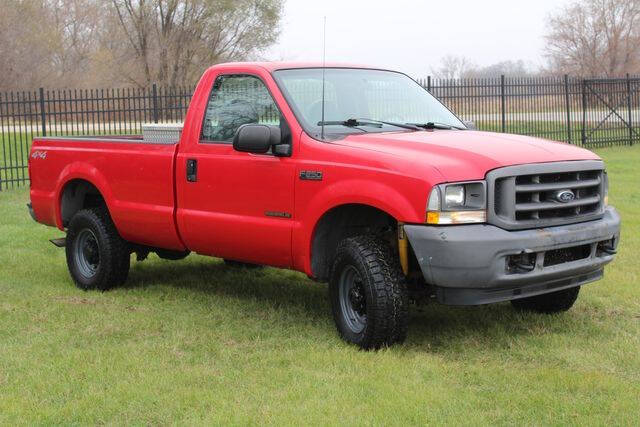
513;170;602;221
488;161;606;230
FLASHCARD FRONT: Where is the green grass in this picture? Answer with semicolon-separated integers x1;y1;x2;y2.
480;121;640;147
1;147;639;425
0;133;32;187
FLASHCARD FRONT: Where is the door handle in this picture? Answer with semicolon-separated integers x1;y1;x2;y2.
186;159;197;182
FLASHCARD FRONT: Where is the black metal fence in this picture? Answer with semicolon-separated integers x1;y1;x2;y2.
0;84;192;189
1;75;639;190
419;75;640;147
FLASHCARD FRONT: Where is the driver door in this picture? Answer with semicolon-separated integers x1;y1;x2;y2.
176;74;295;267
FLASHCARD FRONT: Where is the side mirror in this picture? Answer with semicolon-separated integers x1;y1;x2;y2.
233;124;280;154
233;124;292;156
463;120;477;130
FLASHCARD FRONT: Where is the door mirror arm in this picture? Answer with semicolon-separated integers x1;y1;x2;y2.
273;143;292;157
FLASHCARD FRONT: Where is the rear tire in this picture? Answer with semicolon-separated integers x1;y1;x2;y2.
329;236;409;350
223;259;262;269
65;207;130;291
510;286;580;313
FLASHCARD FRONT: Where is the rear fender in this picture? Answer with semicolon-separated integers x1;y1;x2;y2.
54;163;115;230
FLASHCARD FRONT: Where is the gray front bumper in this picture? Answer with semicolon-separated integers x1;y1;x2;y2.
404;207;621;305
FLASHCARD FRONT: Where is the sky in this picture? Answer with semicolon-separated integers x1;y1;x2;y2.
267;0;573;78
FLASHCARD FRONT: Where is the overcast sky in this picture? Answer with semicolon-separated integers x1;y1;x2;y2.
267;0;573;77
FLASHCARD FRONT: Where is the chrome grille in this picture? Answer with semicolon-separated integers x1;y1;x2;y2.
487;161;606;230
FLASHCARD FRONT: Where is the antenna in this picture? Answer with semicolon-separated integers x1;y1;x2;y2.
321;16;326;140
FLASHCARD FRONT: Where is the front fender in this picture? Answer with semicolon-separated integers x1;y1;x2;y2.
293;178;427;275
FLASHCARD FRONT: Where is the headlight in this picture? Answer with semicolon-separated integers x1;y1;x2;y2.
445;185;465;207
426;181;487;224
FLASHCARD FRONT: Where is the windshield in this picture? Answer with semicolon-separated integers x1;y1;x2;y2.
273;68;465;140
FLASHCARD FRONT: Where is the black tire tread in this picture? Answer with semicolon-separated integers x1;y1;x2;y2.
156;249;190;261
330;235;409;349
65;207;130;291
510;286;580;313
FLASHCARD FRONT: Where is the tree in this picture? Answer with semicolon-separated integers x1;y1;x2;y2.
0;0;283;90
430;57;537;80
431;55;476;79
0;0;46;89
109;0;284;87
544;0;640;77
468;60;535;78
0;0;105;89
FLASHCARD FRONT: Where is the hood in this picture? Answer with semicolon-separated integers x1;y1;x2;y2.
333;130;601;182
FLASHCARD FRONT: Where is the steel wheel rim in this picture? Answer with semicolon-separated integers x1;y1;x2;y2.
74;229;100;279
338;265;367;333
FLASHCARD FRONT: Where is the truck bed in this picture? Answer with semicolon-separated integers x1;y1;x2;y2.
29;135;185;250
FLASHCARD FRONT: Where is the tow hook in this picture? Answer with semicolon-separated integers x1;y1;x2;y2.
513;261;535;272
507;252;536;273
597;238;618;256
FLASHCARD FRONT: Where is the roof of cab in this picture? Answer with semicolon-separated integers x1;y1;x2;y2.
209;61;392;72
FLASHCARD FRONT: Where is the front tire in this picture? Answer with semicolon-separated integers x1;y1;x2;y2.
65;208;130;291
510;286;580;313
329;236;409;350
156;249;190;261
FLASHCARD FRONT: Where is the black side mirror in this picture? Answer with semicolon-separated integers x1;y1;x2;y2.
233;124;281;154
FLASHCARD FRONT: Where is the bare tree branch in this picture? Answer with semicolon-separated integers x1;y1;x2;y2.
544;0;640;77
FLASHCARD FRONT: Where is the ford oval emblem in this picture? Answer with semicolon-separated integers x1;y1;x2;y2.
555;189;576;203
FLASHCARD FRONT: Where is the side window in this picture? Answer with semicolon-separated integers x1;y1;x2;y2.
201;74;281;143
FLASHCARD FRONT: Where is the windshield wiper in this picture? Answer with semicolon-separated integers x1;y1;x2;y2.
357;118;421;130
317;119;381;128
318;118;420;130
408;122;465;130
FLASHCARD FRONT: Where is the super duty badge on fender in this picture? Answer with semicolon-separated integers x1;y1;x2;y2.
299;170;323;180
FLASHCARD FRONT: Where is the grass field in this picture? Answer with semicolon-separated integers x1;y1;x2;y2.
0;146;639;424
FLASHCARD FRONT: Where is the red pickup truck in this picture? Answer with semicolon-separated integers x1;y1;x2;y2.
28;62;620;349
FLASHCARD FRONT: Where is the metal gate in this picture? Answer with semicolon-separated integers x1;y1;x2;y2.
581;77;640;147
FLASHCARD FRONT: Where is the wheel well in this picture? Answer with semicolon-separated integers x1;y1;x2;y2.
60;180;106;227
310;204;397;281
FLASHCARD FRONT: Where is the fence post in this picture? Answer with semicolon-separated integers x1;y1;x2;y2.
38;87;46;136
152;83;159;124
564;75;572;144
581;79;587;145
427;76;431;92
627;74;634;146
500;75;506;133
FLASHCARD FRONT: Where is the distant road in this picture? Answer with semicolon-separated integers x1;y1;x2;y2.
461;109;640;123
